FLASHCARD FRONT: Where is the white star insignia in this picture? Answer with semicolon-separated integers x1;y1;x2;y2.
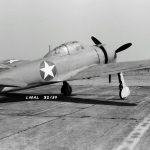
40;61;55;79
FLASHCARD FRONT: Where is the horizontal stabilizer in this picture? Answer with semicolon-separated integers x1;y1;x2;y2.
0;64;12;69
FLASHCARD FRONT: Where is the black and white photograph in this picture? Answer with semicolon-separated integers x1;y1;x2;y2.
0;0;150;149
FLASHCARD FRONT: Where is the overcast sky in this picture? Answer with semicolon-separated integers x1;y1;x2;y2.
0;0;150;62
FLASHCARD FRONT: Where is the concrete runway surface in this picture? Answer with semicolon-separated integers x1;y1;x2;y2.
0;70;150;150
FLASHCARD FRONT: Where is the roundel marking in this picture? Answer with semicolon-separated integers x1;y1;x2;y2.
40;61;57;81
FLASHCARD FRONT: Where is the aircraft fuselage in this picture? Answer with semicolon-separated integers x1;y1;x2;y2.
0;42;115;92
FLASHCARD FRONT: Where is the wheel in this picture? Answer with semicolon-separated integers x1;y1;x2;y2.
119;84;130;100
61;81;72;96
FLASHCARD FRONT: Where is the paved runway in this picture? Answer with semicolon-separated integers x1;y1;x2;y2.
0;70;150;150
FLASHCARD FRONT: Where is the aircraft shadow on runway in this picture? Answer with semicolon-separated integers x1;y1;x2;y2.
0;93;137;107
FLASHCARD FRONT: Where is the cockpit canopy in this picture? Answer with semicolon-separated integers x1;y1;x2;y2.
44;41;84;58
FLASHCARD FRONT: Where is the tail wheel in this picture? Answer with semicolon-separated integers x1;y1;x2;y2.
61;81;72;96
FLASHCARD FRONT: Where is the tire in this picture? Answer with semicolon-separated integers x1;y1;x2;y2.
61;84;72;96
119;85;130;100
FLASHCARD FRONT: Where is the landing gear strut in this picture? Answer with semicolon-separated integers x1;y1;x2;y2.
61;81;72;96
118;72;130;99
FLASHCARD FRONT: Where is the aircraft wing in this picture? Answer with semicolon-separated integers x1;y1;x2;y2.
0;59;150;90
69;60;150;80
0;78;27;87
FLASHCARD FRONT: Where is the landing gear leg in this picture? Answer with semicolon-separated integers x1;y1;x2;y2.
118;72;130;99
61;81;72;96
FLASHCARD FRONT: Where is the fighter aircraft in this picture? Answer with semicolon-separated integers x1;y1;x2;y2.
0;36;150;99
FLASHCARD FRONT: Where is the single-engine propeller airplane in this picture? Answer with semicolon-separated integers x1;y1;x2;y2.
0;36;150;99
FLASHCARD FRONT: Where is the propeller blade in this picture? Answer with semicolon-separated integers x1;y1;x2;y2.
116;43;132;53
91;36;108;64
91;36;102;45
